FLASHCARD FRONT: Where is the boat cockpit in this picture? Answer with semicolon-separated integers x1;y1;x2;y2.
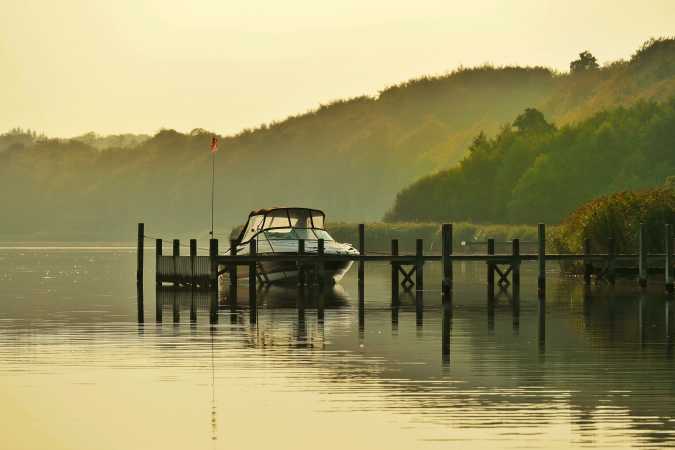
236;207;334;245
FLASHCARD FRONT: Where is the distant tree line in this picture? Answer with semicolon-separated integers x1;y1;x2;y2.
385;98;675;224
1;38;675;240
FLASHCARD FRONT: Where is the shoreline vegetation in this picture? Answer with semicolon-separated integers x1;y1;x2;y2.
1;38;675;240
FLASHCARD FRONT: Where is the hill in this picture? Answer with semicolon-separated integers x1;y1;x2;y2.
2;38;675;240
385;97;675;224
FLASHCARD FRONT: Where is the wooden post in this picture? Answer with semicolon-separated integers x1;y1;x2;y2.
298;239;306;287
607;237;616;285
442;224;453;301
415;239;424;293
391;239;399;305
512;238;520;298
136;223;144;285
358;224;365;289
189;238;197;287
209;238;218;290
487;238;495;299
172;239;180;287
538;223;546;299
639;223;647;288
155;238;162;287
229;239;238;303
249;240;257;318
583;238;592;286
666;224;673;294
317;239;325;288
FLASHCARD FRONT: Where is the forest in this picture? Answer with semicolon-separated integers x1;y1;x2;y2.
1;38;675;240
385;98;675;224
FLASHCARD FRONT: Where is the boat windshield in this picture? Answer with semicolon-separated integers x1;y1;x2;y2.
240;208;329;243
262;228;334;242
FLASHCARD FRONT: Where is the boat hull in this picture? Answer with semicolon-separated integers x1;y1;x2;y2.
220;257;353;285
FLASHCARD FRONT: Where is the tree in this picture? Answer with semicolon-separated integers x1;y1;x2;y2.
570;51;599;73
512;108;554;133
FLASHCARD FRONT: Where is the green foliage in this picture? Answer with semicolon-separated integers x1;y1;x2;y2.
2;38;675;240
570;51;599;73
386;97;675;225
551;186;675;254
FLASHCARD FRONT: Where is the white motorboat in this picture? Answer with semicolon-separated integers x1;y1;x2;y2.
226;207;359;284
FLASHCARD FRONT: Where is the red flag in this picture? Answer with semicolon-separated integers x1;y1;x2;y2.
210;136;218;153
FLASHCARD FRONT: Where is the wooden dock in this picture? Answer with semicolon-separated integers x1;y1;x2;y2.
137;222;675;313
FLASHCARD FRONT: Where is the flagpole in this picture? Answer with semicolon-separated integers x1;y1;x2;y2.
210;148;215;239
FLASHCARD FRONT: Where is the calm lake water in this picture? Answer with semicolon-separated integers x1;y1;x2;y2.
1;246;675;449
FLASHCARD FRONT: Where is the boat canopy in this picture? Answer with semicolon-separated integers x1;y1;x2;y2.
237;207;326;243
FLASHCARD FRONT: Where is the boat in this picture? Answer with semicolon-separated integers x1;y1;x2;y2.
225;207;359;284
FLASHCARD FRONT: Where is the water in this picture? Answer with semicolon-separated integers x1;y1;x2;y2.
1;246;674;449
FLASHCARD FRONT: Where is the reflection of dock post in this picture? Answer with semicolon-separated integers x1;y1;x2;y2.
442;301;452;365
172;288;180;323
638;223;647;288
298;239;306;287
583;238;592;286
155;287;163;323
390;239;399;305
229;239;238;304
607;237;616;285
512;238;520;299
155;238;162;287
249;240;257;323
487;238;495;299
538;298;546;354
137;282;144;324
666;224;673;294
538;223;546;299
442;224;453;302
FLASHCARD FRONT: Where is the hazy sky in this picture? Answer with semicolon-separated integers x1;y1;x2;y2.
2;0;674;137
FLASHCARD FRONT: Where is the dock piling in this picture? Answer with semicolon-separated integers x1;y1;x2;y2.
442;224;453;301
317;238;325;288
209;238;218;290
583;238;592;286
155;238;162;287
249;240;257;320
136;223;144;286
666;224;673;294
512;238;520;298
639;223;647;288
229;239;238;303
298;239;306;287
608;238;616;285
358;224;365;290
391;239;399;305
415;239;424;293
487;238;495;299
538;223;546;299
